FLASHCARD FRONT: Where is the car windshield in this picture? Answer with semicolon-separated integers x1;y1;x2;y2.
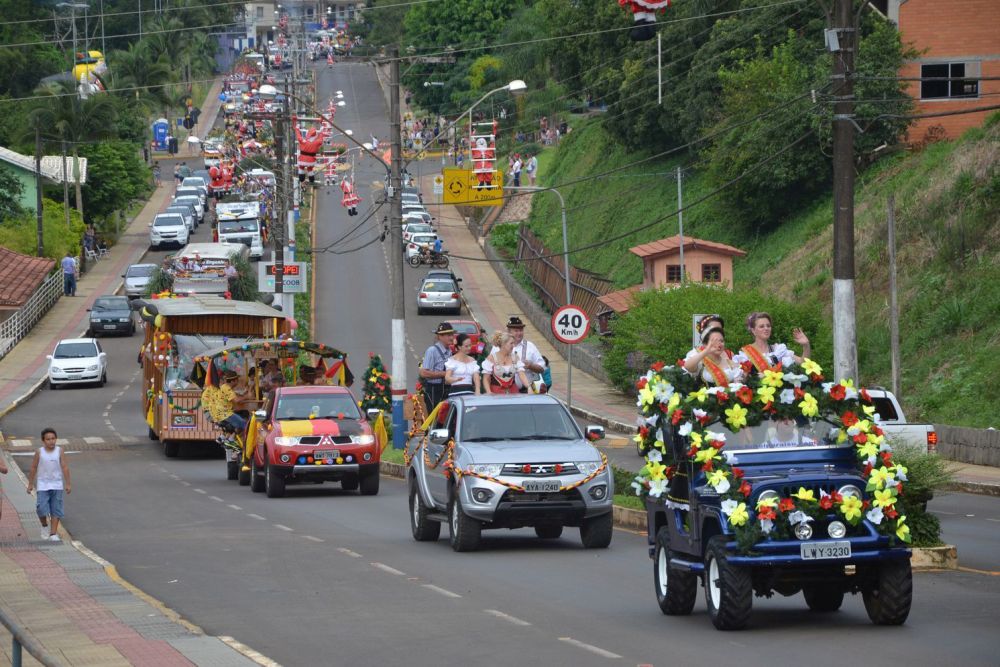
54;342;97;358
176;195;200;204
422;279;456;292
274;395;362;420
412;235;435;244
711;416;845;452
166;208;189;217
93;297;128;310
154;216;184;227
406;224;433;234
126;265;155;278
460;403;580;442
219;220;259;234
452;322;479;336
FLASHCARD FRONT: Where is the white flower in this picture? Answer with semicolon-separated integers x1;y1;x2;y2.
631;480;644;495
779;388;796;405
678;422;693;437
866;506;884;525
783;372;808;388
705;431;726;444
866;455;877;466
843;386;858;400
822;382;835;394
649;478;668;498
706;386;726;396
722;451;739;464
712;477;731;495
643;414;659;427
728;382;745;393
879;441;892;452
693;408;708;421
894;466;908;482
721;499;740;516
760;518;775;534
647;448;663;463
653;381;675;403
788;510;813;526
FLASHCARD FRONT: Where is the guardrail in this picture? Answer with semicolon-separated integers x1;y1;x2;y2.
0;271;63;360
0;609;62;666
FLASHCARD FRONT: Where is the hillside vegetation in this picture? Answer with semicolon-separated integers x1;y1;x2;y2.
515;114;999;427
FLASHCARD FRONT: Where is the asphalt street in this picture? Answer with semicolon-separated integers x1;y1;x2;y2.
3;63;1000;666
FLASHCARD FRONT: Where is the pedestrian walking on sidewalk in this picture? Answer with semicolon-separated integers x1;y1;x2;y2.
153;163;162;187
419;322;456;414
26;428;71;542
506;316;545;392
61;250;78;296
0;454;8;520
174;163;182;184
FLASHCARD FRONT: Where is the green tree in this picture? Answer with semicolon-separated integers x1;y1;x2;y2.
0;166;25;221
79;141;149;222
359;354;392;413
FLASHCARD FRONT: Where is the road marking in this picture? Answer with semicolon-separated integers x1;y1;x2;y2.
247;513;266;520
274;524;294;532
102;412;109;417
558;637;622;659
422;584;461;598
957;566;1000;576
56;438;69;446
180;481;191;486
83;436;105;444
371;562;406;576
169;474;180;479
338;548;362;558
209;496;224;502
303;535;324;543
193;488;207;494
484;609;530;626
966;514;976;517
227;504;243;510
985;518;1000;523
11;439;31;447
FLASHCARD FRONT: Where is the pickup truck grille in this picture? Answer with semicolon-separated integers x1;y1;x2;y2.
501;463;579;476
500;489;583;503
297;435;355;446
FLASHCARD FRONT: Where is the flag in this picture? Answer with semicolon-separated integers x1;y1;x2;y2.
373;413;389;453
380;148;391;164
323;357;354;386
146;398;156;429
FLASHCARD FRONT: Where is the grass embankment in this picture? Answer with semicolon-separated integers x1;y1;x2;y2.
503;115;1000;427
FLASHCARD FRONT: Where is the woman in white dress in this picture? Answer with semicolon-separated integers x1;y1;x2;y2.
444;334;482;395
683;327;744;386
480;332;530;394
733;311;811;375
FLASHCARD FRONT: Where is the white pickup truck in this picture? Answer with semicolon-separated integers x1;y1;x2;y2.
866;388;938;453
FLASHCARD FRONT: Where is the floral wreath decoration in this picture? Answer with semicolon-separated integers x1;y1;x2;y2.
631;358;911;552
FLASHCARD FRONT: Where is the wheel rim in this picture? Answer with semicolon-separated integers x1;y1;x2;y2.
708;555;721;609
656;547;668;598
451;501;459;536
412;489;420;527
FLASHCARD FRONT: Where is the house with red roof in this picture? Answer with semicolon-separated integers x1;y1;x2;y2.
0;247;56;321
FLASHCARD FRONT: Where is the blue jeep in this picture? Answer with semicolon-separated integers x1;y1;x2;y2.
644;416;913;630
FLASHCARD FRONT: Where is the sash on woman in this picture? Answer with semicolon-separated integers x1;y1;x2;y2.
740;344;780;374
702;357;730;387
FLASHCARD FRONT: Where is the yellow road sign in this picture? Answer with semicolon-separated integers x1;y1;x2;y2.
442;167;504;207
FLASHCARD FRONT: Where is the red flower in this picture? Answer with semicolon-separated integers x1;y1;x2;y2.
829;384;846;401
862;499;871;509
811;373;824;382
740;361;753;375
736;386;754;405
701;461;714;472
881;451;893;466
651;361;665;372
862;462;873;477
853;433;868;444
779;498;796;513
739;481;752;497
676;358;686;368
671;409;685;425
873;425;884;437
415;382;423;391
636;377;648;390
886;507;898;520
638;426;650;438
664;465;676;480
732;467;745;478
758;507;776;521
819;495;833;510
794;387;805;399
716;392;729;404
710;439;725;450
860;388;871;403
762;402;776;413
896;482;904;494
687;446;699;459
829;490;843;504
842;411;858;427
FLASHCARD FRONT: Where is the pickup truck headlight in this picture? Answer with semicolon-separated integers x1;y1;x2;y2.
350;434;375;445
469;464;503;477
575;461;602;475
273;436;298;446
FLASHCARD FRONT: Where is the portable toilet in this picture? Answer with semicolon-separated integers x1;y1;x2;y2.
152;118;169;151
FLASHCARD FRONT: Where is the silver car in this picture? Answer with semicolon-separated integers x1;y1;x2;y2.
407;394;613;552
122;263;157;299
417;275;461;315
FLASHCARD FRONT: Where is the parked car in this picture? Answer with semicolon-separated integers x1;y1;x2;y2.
405;233;438;260
46;338;108;388
402;202;428;216
87;296;135;336
173;194;204;223
402;186;423;203
180;177;209;202
406;394;612;552
149;213;189;249
402;221;435;243
250;386;381;498
122;263;157;299
417;274;462;315
865;389;937;453
164;204;196;232
403;210;434;225
449;319;485;355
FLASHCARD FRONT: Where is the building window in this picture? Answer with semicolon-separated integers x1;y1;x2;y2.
256;6;263;18
666;264;682;282
921;62;979;100
701;263;721;282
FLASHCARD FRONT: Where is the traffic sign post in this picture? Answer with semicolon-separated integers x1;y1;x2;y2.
551;305;590;411
441;167;503;206
433;174;444;195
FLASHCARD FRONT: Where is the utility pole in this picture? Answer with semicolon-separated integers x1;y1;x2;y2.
388;47;408;448
676;165;685;285
62;139;71;228
35;127;44;257
830;0;858;382
887;195;900;398
274;91;287;306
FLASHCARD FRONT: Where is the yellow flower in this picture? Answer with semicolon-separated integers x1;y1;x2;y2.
761;369;785;388
869;466;892;490
667;392;681;411
725;404;748;430
756;495;778;510
707;470;728;488
691;387;709;403
840;495;863;522
801;358;823;376
689;431;703;449
857;440;879;459
873;488;896;509
694;447;719;464
793;487;816;502
862;404;876;417
645;461;667;481
896;516;911;543
757;385;776;405
799;393;819;417
728;503;750;527
638;384;656;409
866;432;884;447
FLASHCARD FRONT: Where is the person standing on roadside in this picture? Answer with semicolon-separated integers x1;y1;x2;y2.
506;316;545;392
419;322;455;413
173;163;182;184
511;154;522;187
61;250;78;296
26;428;71;542
526;154;538;186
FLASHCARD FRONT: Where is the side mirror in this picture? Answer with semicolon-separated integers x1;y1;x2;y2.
254;409;267;420
428;428;450;445
46;354;53;360
585;425;605;442
86;308;91;312
366;408;381;421
121;274;126;278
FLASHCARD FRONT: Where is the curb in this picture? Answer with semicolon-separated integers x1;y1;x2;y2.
946;481;1000;497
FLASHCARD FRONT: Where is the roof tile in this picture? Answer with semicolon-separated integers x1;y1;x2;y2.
0;247;56;307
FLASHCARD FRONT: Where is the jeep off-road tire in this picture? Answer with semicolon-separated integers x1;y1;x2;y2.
579;512;613;549
359;469;380;496
265;463;286;498
449;492;482;552
862;559;912;625
250;455;265;493
535;525;563;539
226;460;239;481
163;440;179;458
704;536;752;630
803;585;845;612
410;480;441;542
654;528;697;615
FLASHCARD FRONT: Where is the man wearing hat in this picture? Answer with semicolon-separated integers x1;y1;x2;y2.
506;316;545;393
419;322;456;413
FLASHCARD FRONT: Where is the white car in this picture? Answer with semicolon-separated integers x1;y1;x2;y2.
403;210;434;225
402;221;435;243
406;233;438;260
150;213;189;249
173;194;204;222
47;338;108;388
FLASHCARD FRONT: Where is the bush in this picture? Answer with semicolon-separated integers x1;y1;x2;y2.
603;283;829;391
891;445;956;547
489;223;519;258
612;464;637;497
0;198;85;260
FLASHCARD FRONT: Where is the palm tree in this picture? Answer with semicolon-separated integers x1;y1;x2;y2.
110;41;176;118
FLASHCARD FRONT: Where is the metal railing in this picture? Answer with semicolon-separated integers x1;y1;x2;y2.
0;609;62;666
0;270;63;360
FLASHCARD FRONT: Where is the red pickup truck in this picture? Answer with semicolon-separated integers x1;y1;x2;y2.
249;385;381;498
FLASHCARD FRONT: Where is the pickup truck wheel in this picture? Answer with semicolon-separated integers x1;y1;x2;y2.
449;492;482;552
359;469;380;496
410;480;441;541
163;440;179;458
265;463;286;498
534;525;563;539
250;455;265;493
237;459;251;486
654;527;697;615
226;460;239;481
341;476;359;491
704;536;752;630
579;512;613;549
862;559;912;625
803;585;845;612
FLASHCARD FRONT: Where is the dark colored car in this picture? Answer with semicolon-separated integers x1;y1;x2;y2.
87;295;136;336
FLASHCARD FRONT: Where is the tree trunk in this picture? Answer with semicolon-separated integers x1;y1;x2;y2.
73;148;84;219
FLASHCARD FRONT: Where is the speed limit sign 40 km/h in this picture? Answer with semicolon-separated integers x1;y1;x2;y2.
551;305;591;344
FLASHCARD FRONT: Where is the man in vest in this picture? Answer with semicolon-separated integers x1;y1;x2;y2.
506;316;545;393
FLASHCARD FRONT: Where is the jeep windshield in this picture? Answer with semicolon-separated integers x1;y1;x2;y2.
219;220;258;234
274;395;361;420
460;403;580;442
711;416;845;453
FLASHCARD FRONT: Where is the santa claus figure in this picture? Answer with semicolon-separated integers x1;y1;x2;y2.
221;162;234;193
294;119;327;184
618;0;671;41
209;165;226;199
470;136;496;189
323;158;338;188
340;177;361;216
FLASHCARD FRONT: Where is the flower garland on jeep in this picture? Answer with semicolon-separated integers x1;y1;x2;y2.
631;359;911;552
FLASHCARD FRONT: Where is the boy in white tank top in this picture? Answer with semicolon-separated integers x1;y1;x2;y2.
27;428;72;542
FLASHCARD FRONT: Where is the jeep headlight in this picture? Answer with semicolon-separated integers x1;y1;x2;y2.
350;434;375;445
469;464;503;477
274;436;298;446
575;461;602;475
838;484;862;500
756;489;780;505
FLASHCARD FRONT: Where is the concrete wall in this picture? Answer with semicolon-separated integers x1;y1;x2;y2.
936;424;1000;467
